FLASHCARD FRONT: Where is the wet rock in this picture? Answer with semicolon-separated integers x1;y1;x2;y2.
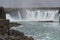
28;37;34;40
0;38;4;40
9;22;21;27
0;7;6;19
6;29;34;40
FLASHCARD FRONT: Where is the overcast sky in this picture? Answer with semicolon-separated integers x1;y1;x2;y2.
0;0;60;8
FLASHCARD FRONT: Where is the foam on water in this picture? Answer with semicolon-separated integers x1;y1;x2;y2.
11;21;60;40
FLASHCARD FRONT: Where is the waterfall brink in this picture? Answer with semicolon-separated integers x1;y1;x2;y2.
6;9;59;22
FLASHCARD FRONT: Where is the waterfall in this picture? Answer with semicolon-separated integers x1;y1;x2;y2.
37;10;42;20
44;11;48;20
6;13;14;21
18;11;22;20
50;10;59;21
6;11;22;22
25;10;59;21
6;9;59;22
26;10;36;20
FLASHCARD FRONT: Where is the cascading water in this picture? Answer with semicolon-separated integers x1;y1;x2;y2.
6;9;59;22
24;9;59;21
26;10;37;21
18;11;22;20
6;11;22;22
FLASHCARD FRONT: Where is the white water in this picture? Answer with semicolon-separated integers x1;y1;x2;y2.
18;11;22;20
6;9;59;22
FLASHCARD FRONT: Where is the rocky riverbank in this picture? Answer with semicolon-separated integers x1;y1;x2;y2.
0;20;34;40
0;29;34;40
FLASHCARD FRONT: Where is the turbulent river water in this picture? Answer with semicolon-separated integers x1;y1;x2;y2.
11;21;60;40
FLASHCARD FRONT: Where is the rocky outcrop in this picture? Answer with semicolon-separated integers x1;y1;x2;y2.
0;7;34;40
0;29;34;40
0;7;6;19
0;19;34;40
9;22;21;27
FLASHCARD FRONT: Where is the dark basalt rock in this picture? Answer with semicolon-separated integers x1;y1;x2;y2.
0;29;34;40
28;37;34;40
8;30;24;36
9;22;21;27
0;7;6;19
38;21;53;22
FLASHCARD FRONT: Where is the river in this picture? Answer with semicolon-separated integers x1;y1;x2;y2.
11;21;60;40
